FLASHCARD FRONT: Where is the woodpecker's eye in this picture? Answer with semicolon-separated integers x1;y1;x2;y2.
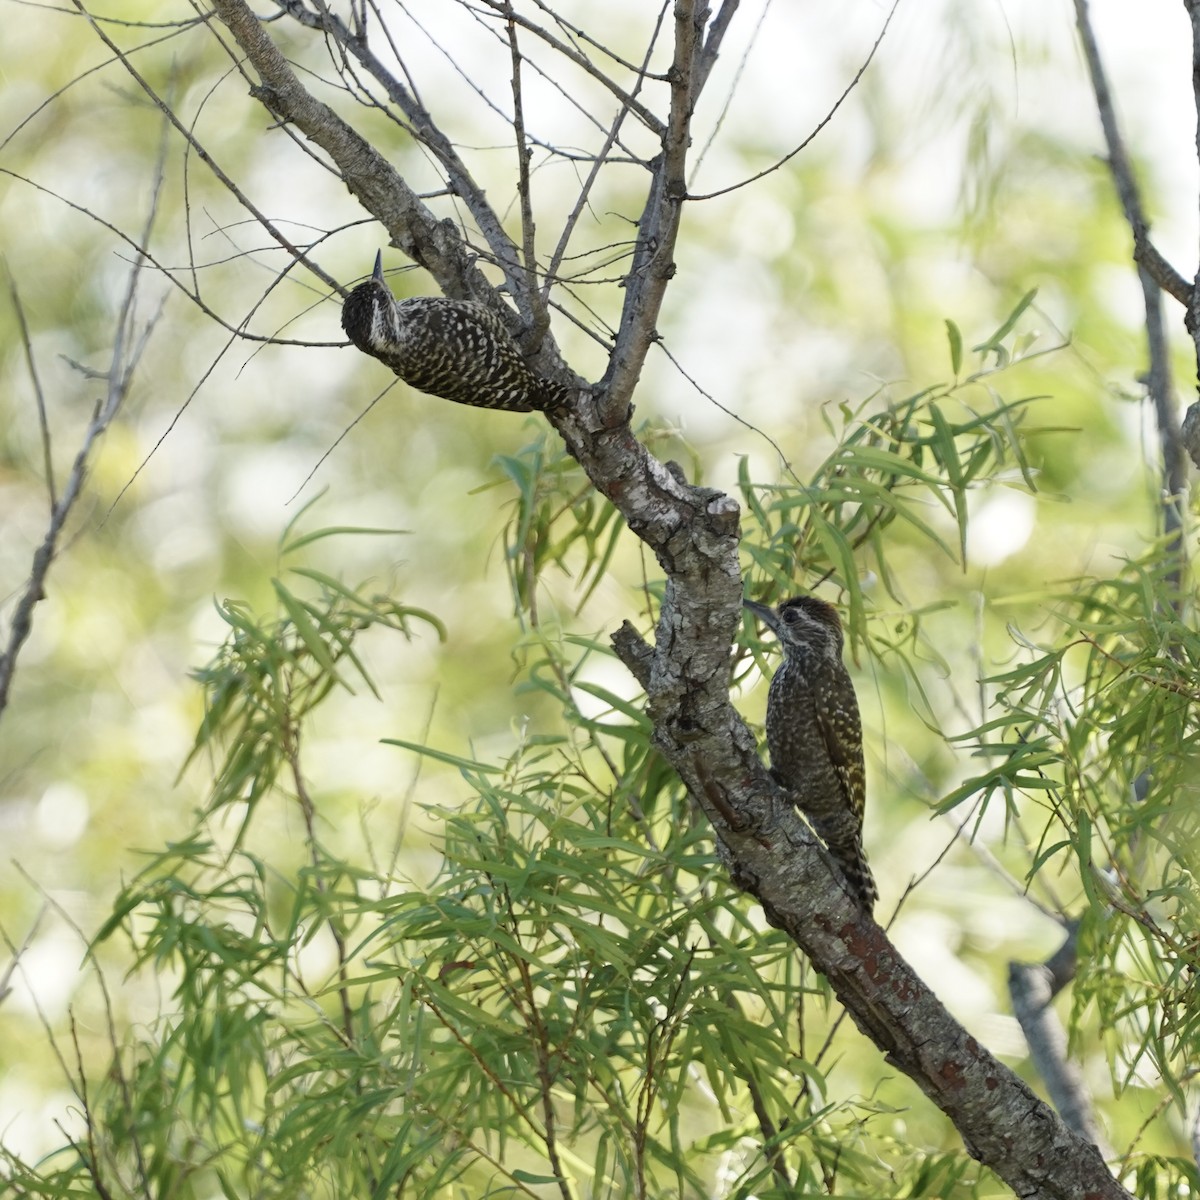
782;608;801;624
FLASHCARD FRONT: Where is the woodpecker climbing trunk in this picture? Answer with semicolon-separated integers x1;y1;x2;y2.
744;595;877;911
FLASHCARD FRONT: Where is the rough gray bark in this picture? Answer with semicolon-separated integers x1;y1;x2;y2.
207;3;1134;1195
1009;925;1115;1161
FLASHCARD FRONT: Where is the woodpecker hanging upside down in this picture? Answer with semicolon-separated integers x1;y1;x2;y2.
340;253;570;412
744;594;877;912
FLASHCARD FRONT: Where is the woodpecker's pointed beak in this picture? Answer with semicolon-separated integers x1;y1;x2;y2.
372;250;385;282
743;598;782;638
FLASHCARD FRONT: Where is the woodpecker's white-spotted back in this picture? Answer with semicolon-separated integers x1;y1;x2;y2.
341;253;569;412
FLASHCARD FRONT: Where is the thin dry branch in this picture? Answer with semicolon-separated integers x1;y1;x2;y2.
689;0;899;203
1073;0;1188;548
477;0;667;137
0;904;48;1008
1009;925;1115;1159
503;5;549;349
8;279;56;513
0;160;164;719
1074;0;1192;309
1;165;341;349
71;1;343;298
1057;2;1190;1154
541;10;663;305
696;0;741;90
1180;2;1200;467
213;0;578;390
598;0;704;424
273;0;533;311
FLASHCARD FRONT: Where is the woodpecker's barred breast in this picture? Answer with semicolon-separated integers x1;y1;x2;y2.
744;594;877;911
341;254;569;412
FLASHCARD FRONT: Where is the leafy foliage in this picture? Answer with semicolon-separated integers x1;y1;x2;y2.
3;4;1199;1196
5;320;1129;1200
0;535;960;1198
943;545;1200;1103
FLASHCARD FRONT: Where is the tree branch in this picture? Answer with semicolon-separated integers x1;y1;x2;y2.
0;127;165;721
477;0;667;138
541;16;661;307
213;0;490;301
554;405;1131;1200
212;0;581;388
274;0;539;314
696;0;741;94
1073;0;1189;542
1180;2;1200;466
597;0;704;425
1009;925;1115;1160
503;4;548;348
1074;0;1193;308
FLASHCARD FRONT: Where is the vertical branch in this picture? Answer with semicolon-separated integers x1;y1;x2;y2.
695;0;741;93
1072;0;1191;305
503;4;546;344
1181;3;1200;470
599;0;705;423
1073;0;1188;581
1140;266;1188;592
1009;925;1114;1158
8;280;56;513
275;0;529;306
0;139;166;720
1021;1;1197;1161
541;12;666;306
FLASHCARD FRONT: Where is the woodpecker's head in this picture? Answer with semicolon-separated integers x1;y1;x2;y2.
341;251;400;352
744;594;844;661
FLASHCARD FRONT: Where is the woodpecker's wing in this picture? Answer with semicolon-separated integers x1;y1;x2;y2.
811;661;866;826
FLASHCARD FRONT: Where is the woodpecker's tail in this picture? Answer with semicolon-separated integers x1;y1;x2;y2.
835;844;878;913
534;378;574;410
812;818;877;912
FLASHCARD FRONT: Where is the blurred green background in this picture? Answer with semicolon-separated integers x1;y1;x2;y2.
1;0;1195;1182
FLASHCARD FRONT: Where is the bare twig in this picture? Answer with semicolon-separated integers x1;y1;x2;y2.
1008;924;1115;1159
0;167;341;347
691;1;768;186
212;0;580;397
1139;263;1188;593
696;0;743;94
1179;2;1200;467
526;0;670;87
689;0;900;202
72;1;344;298
7;277;57;513
0;14;205;156
503;4;548;349
273;0;530;308
0;134;166;719
541;9;664;305
599;0;704;424
1074;0;1192;308
0;904;48;1007
477;0;667;137
1073;0;1188;582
